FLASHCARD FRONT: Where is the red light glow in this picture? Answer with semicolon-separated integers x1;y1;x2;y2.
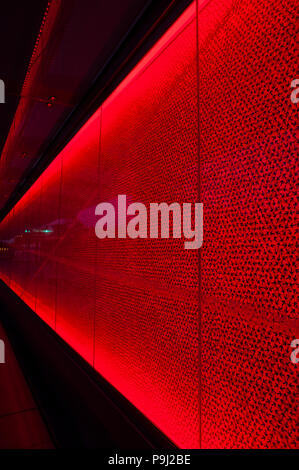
0;0;297;449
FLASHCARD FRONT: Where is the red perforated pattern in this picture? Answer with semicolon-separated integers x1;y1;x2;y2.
198;0;297;448
95;13;199;447
0;0;297;449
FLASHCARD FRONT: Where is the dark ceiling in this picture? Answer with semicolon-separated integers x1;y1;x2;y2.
0;1;49;152
0;0;153;216
0;0;188;221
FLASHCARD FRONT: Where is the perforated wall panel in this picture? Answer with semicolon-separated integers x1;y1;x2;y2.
0;0;297;449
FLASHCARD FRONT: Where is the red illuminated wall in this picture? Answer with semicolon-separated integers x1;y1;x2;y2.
0;0;297;448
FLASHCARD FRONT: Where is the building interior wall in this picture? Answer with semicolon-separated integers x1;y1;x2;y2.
0;0;297;449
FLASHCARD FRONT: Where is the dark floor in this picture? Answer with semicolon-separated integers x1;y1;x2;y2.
0;322;53;449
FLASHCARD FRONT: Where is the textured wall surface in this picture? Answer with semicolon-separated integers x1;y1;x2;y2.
0;0;297;448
